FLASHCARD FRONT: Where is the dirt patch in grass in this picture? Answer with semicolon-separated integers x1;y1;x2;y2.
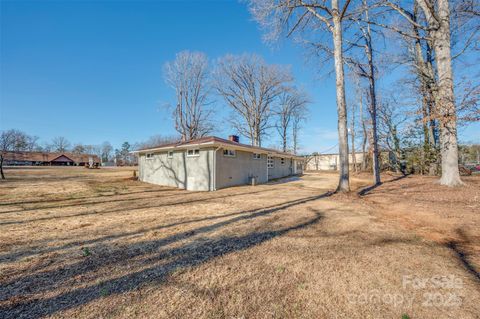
0;167;479;318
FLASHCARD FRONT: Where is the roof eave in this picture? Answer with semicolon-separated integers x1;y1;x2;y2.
132;141;216;154
132;140;304;160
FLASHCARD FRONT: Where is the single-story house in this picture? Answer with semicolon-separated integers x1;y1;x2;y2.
2;151;101;167
134;135;304;191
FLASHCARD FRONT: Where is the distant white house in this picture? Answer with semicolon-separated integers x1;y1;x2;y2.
133;135;304;191
305;152;365;171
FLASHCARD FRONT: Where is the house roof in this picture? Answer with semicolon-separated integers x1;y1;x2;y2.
134;136;303;159
2;151;101;163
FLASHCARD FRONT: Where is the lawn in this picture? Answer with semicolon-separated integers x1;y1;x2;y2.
0;167;479;318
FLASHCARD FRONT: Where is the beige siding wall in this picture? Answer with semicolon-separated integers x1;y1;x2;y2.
139;147;304;191
139;148;214;191
215;149;268;189
268;156;294;180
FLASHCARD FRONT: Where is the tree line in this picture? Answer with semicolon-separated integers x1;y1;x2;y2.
0;130;181;178
2;0;478;189
163;51;309;153
245;0;479;189
0;130;114;160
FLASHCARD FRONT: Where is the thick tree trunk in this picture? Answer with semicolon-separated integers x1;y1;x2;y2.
435;0;462;186
332;0;350;192
418;0;462;186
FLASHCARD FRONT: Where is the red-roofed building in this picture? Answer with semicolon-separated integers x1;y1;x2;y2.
3;151;100;167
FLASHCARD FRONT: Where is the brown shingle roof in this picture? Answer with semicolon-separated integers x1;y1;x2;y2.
2;151;100;163
136;136;300;158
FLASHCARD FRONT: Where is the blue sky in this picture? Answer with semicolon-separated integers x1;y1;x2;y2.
1;0;478;153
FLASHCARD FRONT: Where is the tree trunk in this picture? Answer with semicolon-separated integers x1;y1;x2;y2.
421;99;430;175
418;0;462;186
360;94;368;171
433;0;462;186
0;155;4;180
363;0;381;185
350;104;357;173
292;122;298;155
252;126;261;147
392;125;404;174
332;0;350;192
412;6;439;176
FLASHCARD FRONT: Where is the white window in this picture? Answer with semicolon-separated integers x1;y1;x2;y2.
253;153;261;160
167;151;173;158
267;156;274;168
280;158;285;165
146;153;154;160
187;149;200;157
223;149;236;157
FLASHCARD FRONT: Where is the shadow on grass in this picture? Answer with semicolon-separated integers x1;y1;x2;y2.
0;187;177;207
0;188;194;215
357;174;409;196
0;192;332;318
0;188;275;225
0;191;327;263
445;229;480;284
446;241;480;283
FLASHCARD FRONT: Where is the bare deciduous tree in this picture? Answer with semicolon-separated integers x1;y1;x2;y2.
371;0;470;186
72;144;86;154
101;142;113;163
51;136;71;152
0;130;17;179
137;135;180;149
292;100;309;154
353;0;382;184
164;51;213;141
275;89;309;152
0;129;38;179
378;99;408;173
248;0;354;191
214;54;293;146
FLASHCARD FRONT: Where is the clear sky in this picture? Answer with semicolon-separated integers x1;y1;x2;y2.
1;0;478;153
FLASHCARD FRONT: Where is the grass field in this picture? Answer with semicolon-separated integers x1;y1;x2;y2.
0;167;479;318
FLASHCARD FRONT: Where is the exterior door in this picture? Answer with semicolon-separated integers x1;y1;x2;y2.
267;155;273;180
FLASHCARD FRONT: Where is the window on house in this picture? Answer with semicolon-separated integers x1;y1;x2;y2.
187;149;200;157
253;153;261;159
280;158;285;165
167;151;173;158
223;149;236;157
146;153;154;160
267;156;274;168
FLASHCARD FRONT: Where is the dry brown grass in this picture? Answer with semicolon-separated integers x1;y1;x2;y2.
0;167;479;318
